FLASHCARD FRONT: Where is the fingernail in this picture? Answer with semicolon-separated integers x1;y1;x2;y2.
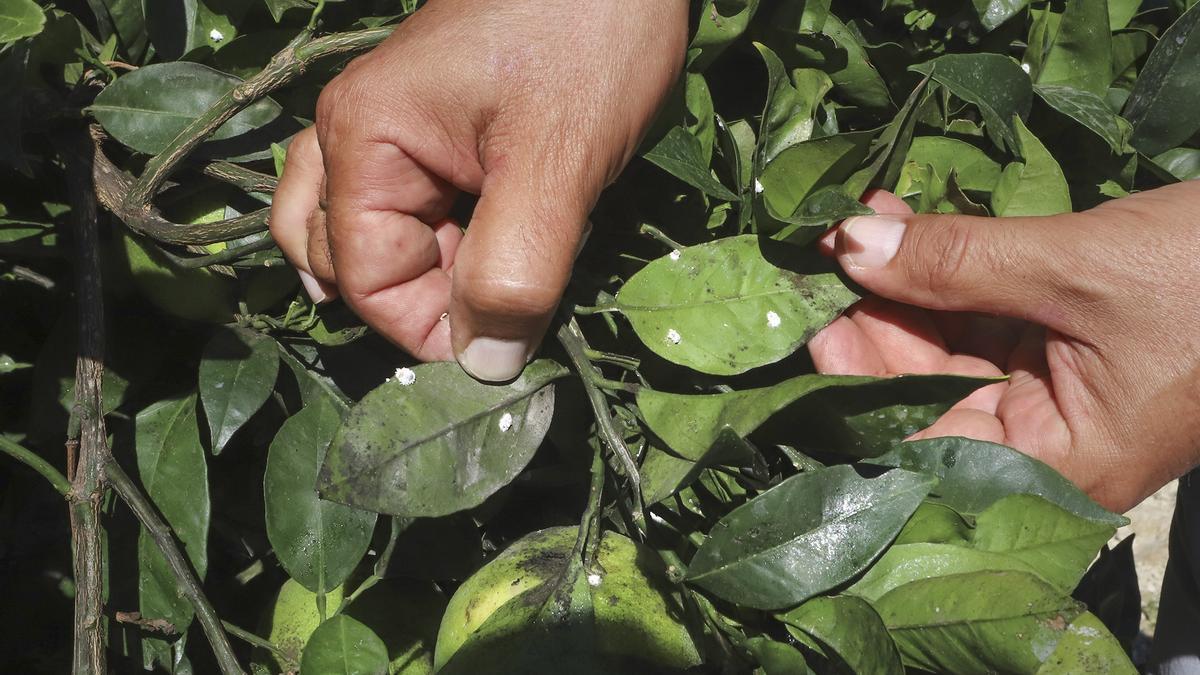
459;337;529;382
298;269;328;303
840;216;906;269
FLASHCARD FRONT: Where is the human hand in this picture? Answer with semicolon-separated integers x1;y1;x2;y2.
271;0;688;380
809;184;1200;513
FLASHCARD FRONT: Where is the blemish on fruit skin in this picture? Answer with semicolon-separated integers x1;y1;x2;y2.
498;412;514;432
766;311;781;328
665;328;682;345
394;367;416;386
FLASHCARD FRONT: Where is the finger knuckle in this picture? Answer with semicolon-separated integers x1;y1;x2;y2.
913;217;981;295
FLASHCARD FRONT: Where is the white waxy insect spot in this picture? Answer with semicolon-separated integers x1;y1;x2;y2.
394;367;416;386
766;311;781;328
717;118;727;130
669;249;682;261
209;28;225;42
498;412;514;432
1020;62;1031;73
754;178;765;194
665;328;682;345
587;573;603;587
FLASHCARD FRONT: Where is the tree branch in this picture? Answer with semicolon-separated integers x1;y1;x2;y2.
198;161;279;194
57;126;108;675
105;460;245;675
0;436;70;496
124;27;393;209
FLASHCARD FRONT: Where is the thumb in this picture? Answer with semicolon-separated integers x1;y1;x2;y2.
833;212;1090;328
448;166;594;382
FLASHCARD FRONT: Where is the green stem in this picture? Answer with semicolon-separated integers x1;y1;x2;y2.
638;223;684;250
556;318;644;523
221;621;284;658
0;436;70;496
198;162;279;194
106;460;244;675
165;236;277;268
307;0;327;30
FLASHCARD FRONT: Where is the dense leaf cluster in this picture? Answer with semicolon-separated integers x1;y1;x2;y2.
2;0;1198;672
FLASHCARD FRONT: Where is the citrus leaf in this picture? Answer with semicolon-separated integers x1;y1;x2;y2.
1038;611;1137;674
639;373;999;461
971;494;1115;593
686;465;935;610
1035;84;1132;154
868;436;1127;526
135;395;210;667
688;0;760;72
991;115;1071;216
1034;0;1112;95
758;131;873;224
616;235;858;375
910;53;1032;152
1123;1;1200;155
778;596;904;675
91;61;296;160
971;0;1029;32
896;136;1002;197
265;395;376;595
642;126;739;200
848;542;1042;602
299;615;390;675
318;360;567;517
745;637;813;674
876;571;1084;673
199;326;279;454
0;0;45;44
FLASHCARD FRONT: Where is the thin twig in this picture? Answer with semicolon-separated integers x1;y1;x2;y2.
124;27;393;209
165;236;277;268
222;621;286;658
557;317;644;523
106;460;245;675
199;161;279;194
0;436;70;496
3;263;56;289
56;127;108;675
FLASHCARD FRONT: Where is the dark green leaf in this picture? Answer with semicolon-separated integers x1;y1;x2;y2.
265;395;376;594
688;0;760;72
0;0;45;44
299;615;390;675
868;436;1127;526
843;76;931;198
876;571;1084;673
767;185;873;244
136;395;210;666
1034;0;1112;95
264;0;311;23
744;637;813;674
199;326;279;454
910;54;1032;152
318;360;566;517
892;501;972;546
849;542;1040;602
639;372;997;462
1035;84;1132;154
754;43;832;167
686;466;934;609
643;126;738;200
617;235;858;375
1123;1;1200;155
778;595;904;675
762;10;892;109
991;115;1072;216
91;62;297;160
